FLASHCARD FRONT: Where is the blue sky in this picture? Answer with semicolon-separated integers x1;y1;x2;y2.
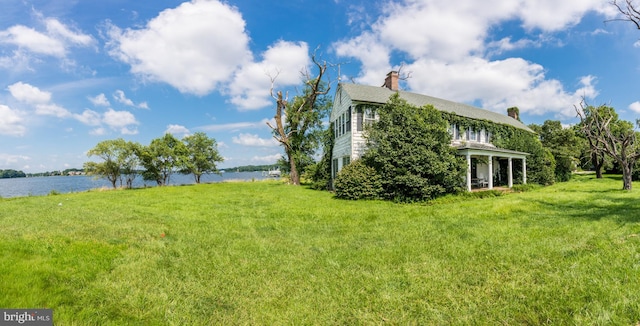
1;0;639;172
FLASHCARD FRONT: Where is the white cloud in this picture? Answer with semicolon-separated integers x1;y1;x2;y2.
629;101;640;113
232;133;278;147
74;109;102;126
44;18;94;47
113;90;134;106
106;0;252;96
113;90;149;109
405;58;597;118
8;82;52;104
0;25;66;57
0;105;26;136
165;124;190;135
106;0;308;109
35;103;72;118
334;0;610;120
88;93;110;106
228;40;310;110
0;18;94;59
103;108;139;134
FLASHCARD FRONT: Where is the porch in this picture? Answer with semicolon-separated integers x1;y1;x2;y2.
456;143;529;192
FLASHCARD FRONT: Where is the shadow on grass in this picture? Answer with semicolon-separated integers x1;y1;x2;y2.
531;195;640;224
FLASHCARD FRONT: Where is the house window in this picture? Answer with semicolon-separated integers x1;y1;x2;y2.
364;107;376;126
342;156;350;167
450;124;460;140
468;128;477;142
356;104;378;131
346;107;351;132
485;131;491;143
332;158;339;178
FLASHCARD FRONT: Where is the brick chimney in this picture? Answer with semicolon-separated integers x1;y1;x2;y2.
507;107;520;121
383;71;399;91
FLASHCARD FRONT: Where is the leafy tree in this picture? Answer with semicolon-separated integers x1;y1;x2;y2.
268;55;331;185
84;138;138;188
138;133;187;186
305;121;334;190
120;141;141;188
362;94;466;202
574;105;620;178
529;120;580;182
577;103;640;190
0;169;26;178
180;132;223;183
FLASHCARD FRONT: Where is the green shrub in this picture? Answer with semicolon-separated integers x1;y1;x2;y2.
334;160;383;200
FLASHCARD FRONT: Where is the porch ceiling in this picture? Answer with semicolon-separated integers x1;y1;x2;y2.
455;143;529;159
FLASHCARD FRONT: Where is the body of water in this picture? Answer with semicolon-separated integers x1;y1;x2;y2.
0;172;272;198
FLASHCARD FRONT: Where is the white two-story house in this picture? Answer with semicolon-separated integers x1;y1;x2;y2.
331;71;533;191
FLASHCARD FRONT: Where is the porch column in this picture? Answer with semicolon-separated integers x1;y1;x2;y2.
522;158;527;185
466;153;472;192
508;157;513;188
488;155;493;189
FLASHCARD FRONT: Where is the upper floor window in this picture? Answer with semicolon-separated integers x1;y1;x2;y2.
449;124;461;140
356;104;378;131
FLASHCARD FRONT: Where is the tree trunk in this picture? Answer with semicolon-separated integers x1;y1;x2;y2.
287;151;300;185
622;162;633;190
591;152;603;178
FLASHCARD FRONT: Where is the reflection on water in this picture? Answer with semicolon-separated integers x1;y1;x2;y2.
0;172;271;198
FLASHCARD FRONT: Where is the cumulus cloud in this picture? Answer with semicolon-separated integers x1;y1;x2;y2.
228;40;310;110
232;133;278;147
165;124;190;135
88;93;110;106
113;90;149;109
106;0;252;96
629;101;640;113
0;105;26;136
8;82;52;104
106;0;309;110
103;108;139;134
35;103;72;118
0;17;94;63
333;0;611;120
73;109;102;126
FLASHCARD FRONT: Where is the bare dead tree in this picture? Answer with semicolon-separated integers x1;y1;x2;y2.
575;99;640;190
611;0;640;29
267;53;331;185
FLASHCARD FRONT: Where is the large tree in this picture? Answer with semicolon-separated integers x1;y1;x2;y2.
85;138;139;188
180;132;223;184
577;102;640;190
362;94;466;202
268;55;331;185
574;105;620;178
529;120;580;182
138;133;187;186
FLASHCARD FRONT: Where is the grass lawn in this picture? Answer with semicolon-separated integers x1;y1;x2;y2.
1;174;640;324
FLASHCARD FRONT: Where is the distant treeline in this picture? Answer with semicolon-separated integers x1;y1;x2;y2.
0;169;26;178
224;165;280;172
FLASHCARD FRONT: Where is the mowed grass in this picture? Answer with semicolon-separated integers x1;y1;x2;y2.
1;175;640;325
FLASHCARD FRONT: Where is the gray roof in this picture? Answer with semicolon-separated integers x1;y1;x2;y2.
339;83;533;132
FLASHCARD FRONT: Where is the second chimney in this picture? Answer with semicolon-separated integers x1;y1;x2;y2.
384;71;399;91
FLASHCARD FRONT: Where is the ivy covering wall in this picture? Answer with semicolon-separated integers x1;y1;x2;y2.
441;112;556;185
